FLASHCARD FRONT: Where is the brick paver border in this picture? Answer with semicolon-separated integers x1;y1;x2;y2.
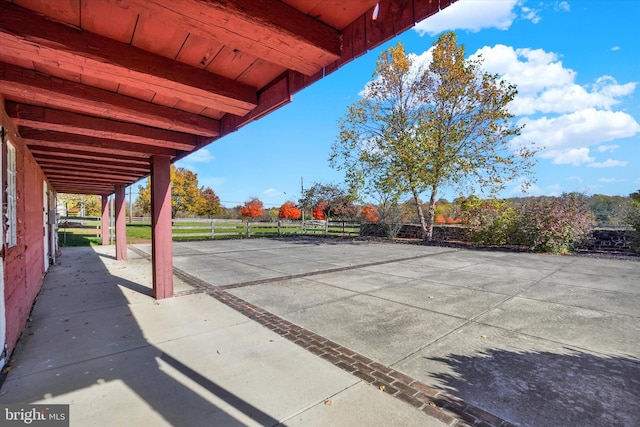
130;245;512;426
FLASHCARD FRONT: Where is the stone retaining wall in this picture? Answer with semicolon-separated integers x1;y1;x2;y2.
360;223;470;241
360;223;638;254
583;229;637;253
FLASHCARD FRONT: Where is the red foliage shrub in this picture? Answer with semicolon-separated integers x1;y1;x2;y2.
240;198;264;219
278;201;301;220
361;204;379;222
312;201;328;220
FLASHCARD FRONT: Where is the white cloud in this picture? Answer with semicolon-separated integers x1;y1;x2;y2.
472;45;637;115
598;177;627;183
177;149;216;171
521;6;541;24
508;180;561;197
548;148;594;165
473;46;574;97
591;75;636;98
186;149;215;163
471;43;638;170
512;109;640;164
597;144;619;152
262;188;282;197
588;159;629;168
413;0;572;36
611;46;621;51
414;0;519;36
568;176;583;183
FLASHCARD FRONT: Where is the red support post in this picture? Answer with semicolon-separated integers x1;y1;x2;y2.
101;195;110;246
115;185;127;260
151;155;173;299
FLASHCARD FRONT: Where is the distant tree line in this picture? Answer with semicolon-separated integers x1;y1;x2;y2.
60;181;637;231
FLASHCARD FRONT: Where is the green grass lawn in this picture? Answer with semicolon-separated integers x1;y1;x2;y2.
58;231;102;247
126;223;152;241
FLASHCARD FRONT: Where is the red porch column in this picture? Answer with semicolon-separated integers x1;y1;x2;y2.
151;155;173;299
101;195;110;246
115;185;127;260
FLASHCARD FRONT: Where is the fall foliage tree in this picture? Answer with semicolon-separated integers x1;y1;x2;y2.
240;198;264;220
278;201;301;220
58;194;101;216
136;165;220;218
195;187;221;217
135;184;151;216
330;33;537;240
300;182;358;220
312;201;328;220
361;204;379;222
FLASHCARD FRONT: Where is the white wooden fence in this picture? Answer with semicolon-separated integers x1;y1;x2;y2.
58;216;361;240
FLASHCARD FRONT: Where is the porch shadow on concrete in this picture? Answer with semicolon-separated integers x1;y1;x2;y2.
425;347;640;427
0;247;283;426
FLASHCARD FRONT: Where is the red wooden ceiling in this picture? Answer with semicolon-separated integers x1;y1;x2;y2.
0;0;456;195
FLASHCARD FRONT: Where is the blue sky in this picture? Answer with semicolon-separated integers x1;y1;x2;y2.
174;0;640;208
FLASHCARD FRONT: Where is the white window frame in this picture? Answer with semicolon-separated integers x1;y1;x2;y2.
6;141;16;247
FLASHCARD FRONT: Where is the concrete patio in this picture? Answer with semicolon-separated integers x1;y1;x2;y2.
1;238;639;426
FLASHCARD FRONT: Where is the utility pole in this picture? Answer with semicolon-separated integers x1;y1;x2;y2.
301;176;305;231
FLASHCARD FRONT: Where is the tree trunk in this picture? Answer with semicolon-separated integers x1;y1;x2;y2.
426;187;438;241
411;187;428;241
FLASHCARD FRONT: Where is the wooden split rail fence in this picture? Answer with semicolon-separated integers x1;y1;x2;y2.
58;216;361;240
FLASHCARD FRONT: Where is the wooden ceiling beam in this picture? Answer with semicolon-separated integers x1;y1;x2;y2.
29;146;150;164
45;170;140;183
33;154;149;173
21;128;177;157
0;2;257;116
37;159;149;175
50;183;116;194
6;103;198;151
221;72;292;135
0;62;220;136
40;165;144;184
42;169;147;184
113;0;341;76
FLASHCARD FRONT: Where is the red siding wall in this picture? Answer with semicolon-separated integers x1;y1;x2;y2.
1;97;47;354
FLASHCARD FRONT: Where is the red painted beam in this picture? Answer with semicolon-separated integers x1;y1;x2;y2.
29;146;151;163
37;161;148;177
21;129;177;157
221;73;292;135
0;2;258;116
43;170;141;182
150;155;173;299
6;103;198;151
51;184;116;195
114;0;341;76
0;62;220;136
33;155;149;174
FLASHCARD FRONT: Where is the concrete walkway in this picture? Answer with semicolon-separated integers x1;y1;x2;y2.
2;238;639;426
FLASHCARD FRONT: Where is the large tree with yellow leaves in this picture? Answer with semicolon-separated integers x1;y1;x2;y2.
136;165;220;218
330;32;537;241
